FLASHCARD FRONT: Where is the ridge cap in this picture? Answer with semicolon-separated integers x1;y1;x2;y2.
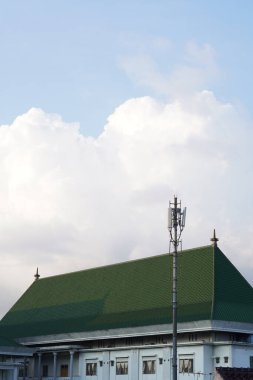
210;243;217;320
36;244;213;282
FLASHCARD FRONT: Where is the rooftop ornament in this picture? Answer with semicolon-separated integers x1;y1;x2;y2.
34;267;40;281
210;229;219;247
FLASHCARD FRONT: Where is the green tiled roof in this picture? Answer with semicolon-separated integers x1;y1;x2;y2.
0;336;21;347
0;335;34;355
0;245;252;339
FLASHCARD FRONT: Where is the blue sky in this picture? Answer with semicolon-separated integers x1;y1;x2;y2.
1;1;253;135
1;1;253;316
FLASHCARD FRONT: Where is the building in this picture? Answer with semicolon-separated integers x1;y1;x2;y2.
0;336;33;380
0;240;252;380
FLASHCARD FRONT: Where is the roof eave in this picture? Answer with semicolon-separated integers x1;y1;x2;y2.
15;319;253;346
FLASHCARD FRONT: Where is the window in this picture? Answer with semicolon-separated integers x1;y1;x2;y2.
60;364;68;377
250;356;253;369
142;360;156;374
86;363;97;376
215;357;220;364
224;357;228;363
179;359;194;373
116;359;128;375
42;365;48;377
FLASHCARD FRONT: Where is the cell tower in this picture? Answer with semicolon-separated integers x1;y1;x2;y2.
168;196;186;380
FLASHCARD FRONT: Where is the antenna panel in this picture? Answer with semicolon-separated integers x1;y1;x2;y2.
168;207;173;229
181;207;187;228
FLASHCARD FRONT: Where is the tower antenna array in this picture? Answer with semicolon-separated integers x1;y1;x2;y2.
168;196;186;380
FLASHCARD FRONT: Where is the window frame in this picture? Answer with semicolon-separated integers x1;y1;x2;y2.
179;358;194;373
142;359;156;375
86;362;98;376
116;358;129;375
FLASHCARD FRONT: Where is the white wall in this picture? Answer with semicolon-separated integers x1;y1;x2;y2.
213;345;231;368
80;347;171;380
232;346;253;368
32;342;253;380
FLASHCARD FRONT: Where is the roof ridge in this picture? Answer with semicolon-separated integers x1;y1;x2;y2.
215;246;253;288
38;244;212;281
210;244;216;320
212;246;253;322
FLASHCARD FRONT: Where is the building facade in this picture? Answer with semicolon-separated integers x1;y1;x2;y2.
0;337;33;380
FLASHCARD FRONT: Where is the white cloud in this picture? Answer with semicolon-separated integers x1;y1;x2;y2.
120;41;219;96
0;89;253;318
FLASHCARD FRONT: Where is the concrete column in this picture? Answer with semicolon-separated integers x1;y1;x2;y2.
102;351;110;380
53;353;57;380
13;367;19;380
69;351;74;380
31;357;36;380
130;350;139;380
23;357;26;380
38;354;42;380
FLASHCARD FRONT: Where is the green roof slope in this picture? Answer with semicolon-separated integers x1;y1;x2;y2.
0;245;252;339
0;335;21;347
213;247;253;322
0;336;34;355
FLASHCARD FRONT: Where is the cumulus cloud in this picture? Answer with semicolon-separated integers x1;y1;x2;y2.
0;90;253;318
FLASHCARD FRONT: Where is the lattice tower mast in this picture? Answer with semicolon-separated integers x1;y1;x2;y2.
168;196;186;380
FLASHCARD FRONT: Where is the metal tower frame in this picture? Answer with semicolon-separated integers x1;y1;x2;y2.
168;196;186;380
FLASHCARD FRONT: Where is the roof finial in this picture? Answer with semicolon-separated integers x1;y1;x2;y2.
34;267;40;281
210;229;219;247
